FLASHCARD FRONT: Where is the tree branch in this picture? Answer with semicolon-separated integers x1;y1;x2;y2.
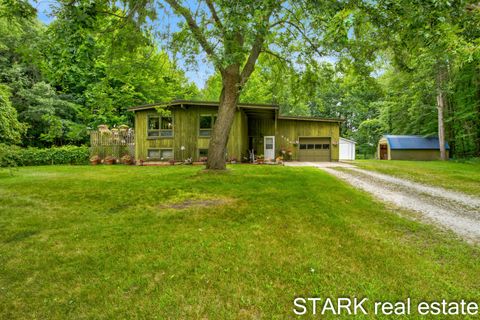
205;0;224;32
165;0;222;70
239;6;279;86
262;49;292;65
280;20;325;57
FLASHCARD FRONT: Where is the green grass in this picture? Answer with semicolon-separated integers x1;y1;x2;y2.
0;165;479;319
353;159;480;196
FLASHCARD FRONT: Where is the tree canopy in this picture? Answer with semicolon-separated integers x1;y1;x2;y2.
0;0;478;160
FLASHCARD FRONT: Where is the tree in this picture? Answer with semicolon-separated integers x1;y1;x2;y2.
358;0;479;160
162;0;348;169
0;84;26;144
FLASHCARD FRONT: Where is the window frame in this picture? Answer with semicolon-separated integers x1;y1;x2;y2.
198;148;208;158
147;114;174;139
198;114;217;137
147;148;174;161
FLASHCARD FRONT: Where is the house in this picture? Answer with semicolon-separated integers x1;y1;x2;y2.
339;137;356;160
128;100;343;163
377;135;449;160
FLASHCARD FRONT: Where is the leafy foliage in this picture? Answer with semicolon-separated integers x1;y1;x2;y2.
0;0;197;148
0;84;26;144
0;0;478;160
0;143;89;167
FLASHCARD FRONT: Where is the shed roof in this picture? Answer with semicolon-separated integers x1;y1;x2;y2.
384;135;450;150
127;100;345;122
127;100;279;111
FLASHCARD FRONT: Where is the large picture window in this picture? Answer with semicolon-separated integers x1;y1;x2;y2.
148;115;173;138
199;114;217;137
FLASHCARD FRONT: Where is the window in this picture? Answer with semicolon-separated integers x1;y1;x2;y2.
299;144;307;149
147;148;173;160
314;144;322;149
307;144;315;149
147;116;160;137
322;144;330;149
199;149;208;157
199;114;217;137
148;115;173;138
147;149;161;159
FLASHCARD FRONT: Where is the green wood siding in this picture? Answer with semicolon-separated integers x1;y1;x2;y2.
248;118;340;161
135;106;248;161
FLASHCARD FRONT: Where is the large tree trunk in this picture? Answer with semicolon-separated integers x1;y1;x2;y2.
436;64;448;161
206;65;240;170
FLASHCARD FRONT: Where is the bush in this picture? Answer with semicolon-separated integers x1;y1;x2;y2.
0;144;89;167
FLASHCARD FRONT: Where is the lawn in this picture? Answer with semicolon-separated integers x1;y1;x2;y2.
354;159;480;197
1;165;479;319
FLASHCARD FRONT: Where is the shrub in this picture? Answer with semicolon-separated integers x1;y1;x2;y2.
0;144;89;167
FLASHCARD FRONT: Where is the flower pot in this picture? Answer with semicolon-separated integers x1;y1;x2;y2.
104;158;115;165
90;160;100;165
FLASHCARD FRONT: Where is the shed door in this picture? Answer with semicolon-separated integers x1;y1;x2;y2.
298;137;331;162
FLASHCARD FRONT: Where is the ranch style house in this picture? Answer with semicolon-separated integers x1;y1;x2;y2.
128;100;344;163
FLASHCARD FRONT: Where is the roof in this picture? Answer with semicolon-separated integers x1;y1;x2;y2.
277;115;344;123
127;100;279;112
339;137;356;144
383;135;450;150
128;100;345;122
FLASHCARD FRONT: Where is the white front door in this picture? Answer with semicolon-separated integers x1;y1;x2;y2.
264;136;275;160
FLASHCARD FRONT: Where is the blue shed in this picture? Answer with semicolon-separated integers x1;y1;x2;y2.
378;135;449;160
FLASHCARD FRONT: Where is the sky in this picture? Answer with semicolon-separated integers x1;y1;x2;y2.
29;0;215;89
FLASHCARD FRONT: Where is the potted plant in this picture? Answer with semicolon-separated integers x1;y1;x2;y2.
90;155;101;165
193;156;207;165
256;155;264;164
121;154;133;165
104;156;116;165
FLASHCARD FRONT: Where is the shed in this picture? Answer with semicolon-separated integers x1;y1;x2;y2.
339;137;356;160
378;135;449;160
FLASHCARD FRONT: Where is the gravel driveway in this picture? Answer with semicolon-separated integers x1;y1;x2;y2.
286;162;480;243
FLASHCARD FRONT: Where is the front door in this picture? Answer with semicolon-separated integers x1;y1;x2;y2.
264;136;275;160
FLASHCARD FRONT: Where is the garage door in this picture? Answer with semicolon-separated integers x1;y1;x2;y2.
298;137;331;161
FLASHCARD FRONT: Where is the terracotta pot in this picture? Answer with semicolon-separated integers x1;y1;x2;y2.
104;159;115;165
90;160;99;165
122;159;133;165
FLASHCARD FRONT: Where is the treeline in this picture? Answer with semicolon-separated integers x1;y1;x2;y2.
1;1;479;159
200;0;480;158
0;0;197;148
